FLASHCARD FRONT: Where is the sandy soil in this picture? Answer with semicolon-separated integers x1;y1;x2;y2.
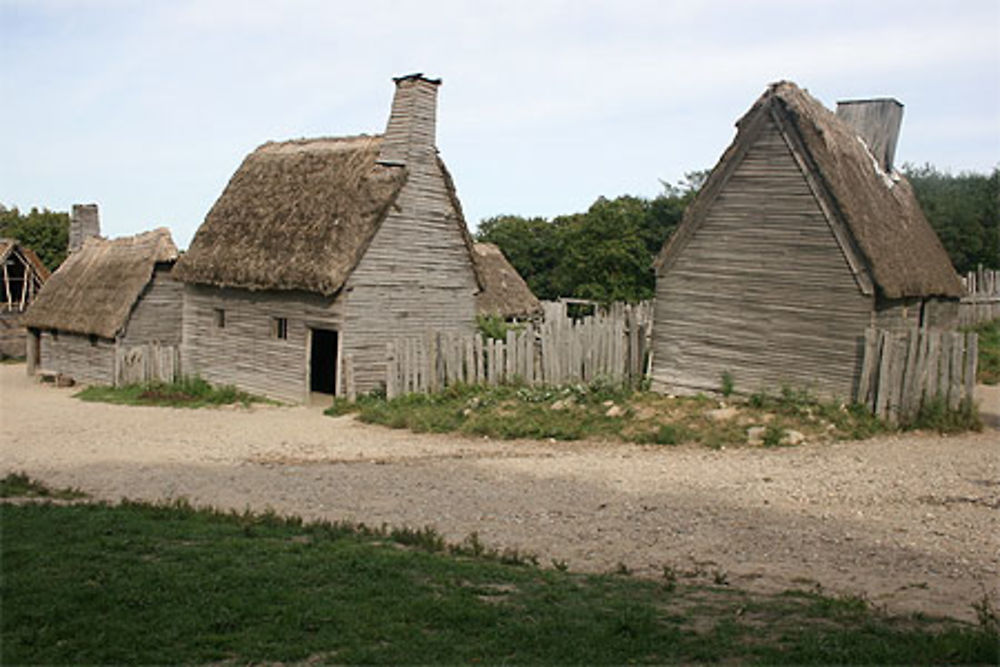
1;364;997;622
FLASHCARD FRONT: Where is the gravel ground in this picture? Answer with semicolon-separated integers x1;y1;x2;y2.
1;364;997;622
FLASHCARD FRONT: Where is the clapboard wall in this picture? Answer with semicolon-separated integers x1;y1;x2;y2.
653;116;873;399
38;330;115;384
181;285;343;404
122;265;183;346
343;158;478;393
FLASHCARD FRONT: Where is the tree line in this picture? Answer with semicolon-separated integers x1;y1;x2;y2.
1;164;996;298
0;205;70;271
477;165;998;304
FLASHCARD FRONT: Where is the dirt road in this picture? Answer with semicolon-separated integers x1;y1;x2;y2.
1;364;997;622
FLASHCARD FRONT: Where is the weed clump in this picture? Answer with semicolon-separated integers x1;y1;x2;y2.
323;374;979;447
76;376;268;408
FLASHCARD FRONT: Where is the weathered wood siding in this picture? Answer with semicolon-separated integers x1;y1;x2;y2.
38;330;115;384
0;313;26;358
343;156;478;393
873;297;921;333
653;116;872;399
923;297;960;330
181;285;342;403
122;265;183;346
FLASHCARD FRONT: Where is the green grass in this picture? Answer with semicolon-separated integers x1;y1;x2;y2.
966;318;1000;385
327;379;977;446
2;475;995;665
0;471;86;500
75;376;271;408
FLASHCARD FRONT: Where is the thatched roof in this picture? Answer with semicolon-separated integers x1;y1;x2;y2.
472;243;542;318
172;135;409;295
0;239;50;281
23;228;177;339
656;81;963;299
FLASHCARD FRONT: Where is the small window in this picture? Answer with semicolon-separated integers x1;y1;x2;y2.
214;308;226;329
273;317;288;340
88;334;98;347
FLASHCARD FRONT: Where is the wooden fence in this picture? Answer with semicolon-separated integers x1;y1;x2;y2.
857;327;978;424
959;267;1000;326
115;342;180;386
381;302;652;399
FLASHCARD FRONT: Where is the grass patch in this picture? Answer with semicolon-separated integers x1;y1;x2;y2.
327;380;939;447
965;318;999;385
909;397;982;434
2;491;995;664
0;472;86;500
75;376;271;408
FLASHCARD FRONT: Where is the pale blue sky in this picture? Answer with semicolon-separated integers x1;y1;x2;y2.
2;0;998;248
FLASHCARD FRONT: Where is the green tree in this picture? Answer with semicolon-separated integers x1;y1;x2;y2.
0;204;70;270
476;175;699;304
904;164;999;273
476;214;563;300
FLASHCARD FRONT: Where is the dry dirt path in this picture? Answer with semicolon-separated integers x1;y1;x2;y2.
1;364;997;622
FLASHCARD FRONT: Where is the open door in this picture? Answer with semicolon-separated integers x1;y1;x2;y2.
309;328;338;395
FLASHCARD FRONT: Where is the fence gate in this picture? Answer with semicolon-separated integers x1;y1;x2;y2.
115;342;180;386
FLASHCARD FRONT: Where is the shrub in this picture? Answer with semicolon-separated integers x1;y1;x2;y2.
720;371;734;397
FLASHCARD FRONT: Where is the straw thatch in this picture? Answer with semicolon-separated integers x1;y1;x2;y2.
472;243;542;318
655;81;963;299
23;228;178;339
173;135;409;295
0;239;50;282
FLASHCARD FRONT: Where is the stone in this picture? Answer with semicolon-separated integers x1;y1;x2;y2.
605;404;625;418
706;406;739;422
781;430;806;446
747;426;766;446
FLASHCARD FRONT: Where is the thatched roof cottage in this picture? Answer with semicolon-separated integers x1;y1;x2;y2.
472;243;542;320
0;239;50;358
651;81;963;399
23;226;181;384
173;74;480;402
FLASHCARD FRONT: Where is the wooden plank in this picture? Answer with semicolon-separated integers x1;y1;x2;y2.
912;327;931;410
472;333;486;384
857;327;878;406
900;328;920;421
964;332;978;408
890;334;909;424
506;329;516;381
486;338;496;385
925;331;940;402
874;330;893;419
947;332;963;410
463;336;473;386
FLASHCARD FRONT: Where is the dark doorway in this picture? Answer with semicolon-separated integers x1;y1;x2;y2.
310;329;338;394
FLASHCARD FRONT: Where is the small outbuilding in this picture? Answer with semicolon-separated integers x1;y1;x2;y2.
0;239;50;358
23;228;181;384
472;242;542;320
172;74;480;402
651;81;963;399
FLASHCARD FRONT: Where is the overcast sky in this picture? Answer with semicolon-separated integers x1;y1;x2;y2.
2;0;998;248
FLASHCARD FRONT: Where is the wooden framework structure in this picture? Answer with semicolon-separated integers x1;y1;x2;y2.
173;74;481;403
651;82;963;399
0;239;50;357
